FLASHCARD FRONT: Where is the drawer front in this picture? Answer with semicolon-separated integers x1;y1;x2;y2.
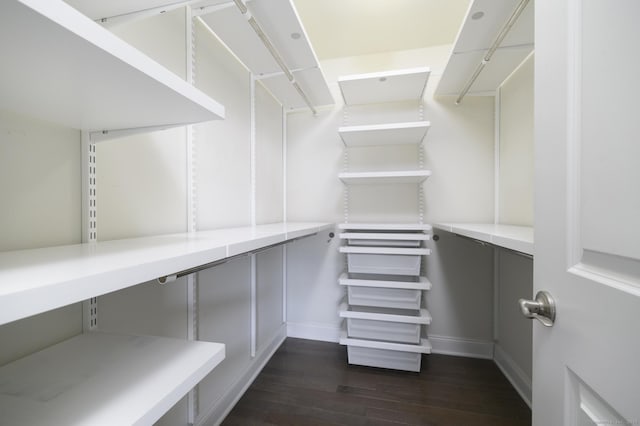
347;318;421;344
347;253;421;276
347;346;422;372
348;286;421;310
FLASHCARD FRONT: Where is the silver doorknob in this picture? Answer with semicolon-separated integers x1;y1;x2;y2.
518;291;556;327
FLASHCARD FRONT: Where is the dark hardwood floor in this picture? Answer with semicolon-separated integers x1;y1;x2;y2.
222;338;531;426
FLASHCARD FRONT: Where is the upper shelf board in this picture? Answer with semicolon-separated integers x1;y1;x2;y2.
0;0;224;134
338;121;431;147
339;233;429;241
339;170;431;185
435;0;534;96
0;332;225;425
0;222;331;326
338;67;431;105
435;222;534;255
199;0;333;110
339;223;433;232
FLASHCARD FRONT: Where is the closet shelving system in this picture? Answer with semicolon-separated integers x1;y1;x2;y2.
0;0;330;423
337;67;434;372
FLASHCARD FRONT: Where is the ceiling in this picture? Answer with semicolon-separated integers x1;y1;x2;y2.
292;0;472;60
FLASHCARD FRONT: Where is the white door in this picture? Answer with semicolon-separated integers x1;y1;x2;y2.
533;0;640;424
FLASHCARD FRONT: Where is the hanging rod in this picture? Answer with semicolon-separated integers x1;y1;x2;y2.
232;0;317;115
455;0;531;105
157;233;317;284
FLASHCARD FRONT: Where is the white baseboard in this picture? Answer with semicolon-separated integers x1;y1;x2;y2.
197;325;287;426
286;321;341;343
428;334;494;359
285;325;494;361
493;344;532;408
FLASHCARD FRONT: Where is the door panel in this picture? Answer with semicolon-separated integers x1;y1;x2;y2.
534;1;640;425
567;369;626;426
579;0;640;263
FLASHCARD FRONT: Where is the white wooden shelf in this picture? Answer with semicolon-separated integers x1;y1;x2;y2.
0;222;331;326
339;303;432;325
338;67;431;105
0;0;224;137
198;0;333;110
435;0;534;97
339;272;432;291
338;170;431;185
435;222;534;255
339;223;433;232
338;121;431;147
340;246;431;256
0;331;225;425
339;331;432;354
340;232;430;241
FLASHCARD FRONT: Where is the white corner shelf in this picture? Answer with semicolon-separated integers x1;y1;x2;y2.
198;0;333;110
435;222;534;255
338;121;431;147
338;67;431;105
0;332;225;425
339;232;430;242
339;272;432;291
338;170;431;185
0;222;332;326
435;0;534;97
0;0;224;136
339;223;433;232
340;246;430;256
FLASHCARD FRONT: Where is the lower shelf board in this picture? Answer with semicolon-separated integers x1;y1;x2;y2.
339;272;432;290
339;330;432;354
0;331;225;425
339;303;432;325
339;223;433;232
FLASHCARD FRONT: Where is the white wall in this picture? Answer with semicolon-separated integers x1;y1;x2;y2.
499;54;534;226
0;109;82;366
494;53;535;405
194;20;251;231
255;84;284;224
495;249;533;404
286;45;497;355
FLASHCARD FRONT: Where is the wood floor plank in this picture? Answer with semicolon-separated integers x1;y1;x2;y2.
221;338;531;425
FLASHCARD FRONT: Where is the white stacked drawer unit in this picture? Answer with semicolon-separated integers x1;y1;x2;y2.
337;68;433;372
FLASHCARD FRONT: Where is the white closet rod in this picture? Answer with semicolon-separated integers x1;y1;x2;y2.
455;0;531;105
232;0;317;115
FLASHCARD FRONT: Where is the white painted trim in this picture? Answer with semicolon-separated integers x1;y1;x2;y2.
494;86;501;224
282;245;287;323
566;0;583;269
286;322;341;343
493;247;500;341
428;334;494;359
282;108;287;223
250;254;257;358
186;8;198;423
197;325;287;426
250;75;256;227
494;344;532;408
